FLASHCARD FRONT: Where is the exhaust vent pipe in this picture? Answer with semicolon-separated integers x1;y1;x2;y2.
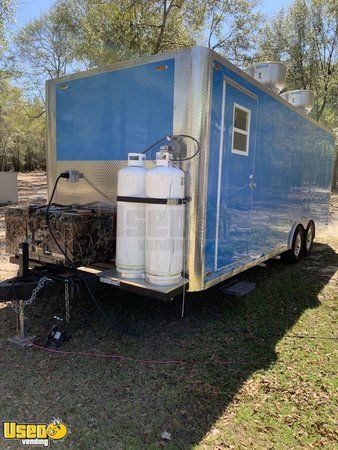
245;62;287;93
280;90;314;113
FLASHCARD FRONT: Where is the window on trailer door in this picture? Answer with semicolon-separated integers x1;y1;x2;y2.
232;104;251;155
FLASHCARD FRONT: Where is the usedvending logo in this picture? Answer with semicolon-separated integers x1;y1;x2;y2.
2;418;68;446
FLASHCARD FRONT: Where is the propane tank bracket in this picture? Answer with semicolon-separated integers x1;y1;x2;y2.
117;196;189;205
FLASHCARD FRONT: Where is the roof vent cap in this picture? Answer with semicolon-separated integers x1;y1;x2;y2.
280;90;314;113
245;62;287;93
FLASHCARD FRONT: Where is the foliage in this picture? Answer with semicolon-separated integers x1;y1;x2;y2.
48;0;261;67
0;0;14;47
256;0;338;128
55;0;202;66
0;81;45;171
0;0;15;78
15;3;77;97
203;0;262;64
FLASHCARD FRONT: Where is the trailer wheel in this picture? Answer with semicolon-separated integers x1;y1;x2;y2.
281;225;305;263
304;221;315;255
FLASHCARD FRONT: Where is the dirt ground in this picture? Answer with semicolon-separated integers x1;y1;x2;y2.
0;172;337;449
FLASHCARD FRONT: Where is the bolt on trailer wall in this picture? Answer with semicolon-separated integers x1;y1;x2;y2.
204;56;335;288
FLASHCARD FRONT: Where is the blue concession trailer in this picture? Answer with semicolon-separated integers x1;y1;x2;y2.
33;46;334;296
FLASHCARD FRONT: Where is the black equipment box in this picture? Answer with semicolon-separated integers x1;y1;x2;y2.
6;205;116;267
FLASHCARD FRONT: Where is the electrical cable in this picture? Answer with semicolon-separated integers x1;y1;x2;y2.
45;173;113;327
21;325;337;366
181;185;188;318
21;338;266;366
223;328;338;341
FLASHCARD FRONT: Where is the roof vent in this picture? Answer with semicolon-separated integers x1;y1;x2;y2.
280;90;314;113
245;62;287;93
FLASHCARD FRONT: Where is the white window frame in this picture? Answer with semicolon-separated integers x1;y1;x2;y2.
231;103;251;156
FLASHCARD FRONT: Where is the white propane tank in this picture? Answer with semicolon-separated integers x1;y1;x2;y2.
280;90;314;112
116;153;147;278
145;152;185;285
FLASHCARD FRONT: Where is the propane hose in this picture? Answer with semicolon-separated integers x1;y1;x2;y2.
142;134;200;162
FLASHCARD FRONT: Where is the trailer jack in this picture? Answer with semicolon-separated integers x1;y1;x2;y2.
7;300;38;348
1;241;75;347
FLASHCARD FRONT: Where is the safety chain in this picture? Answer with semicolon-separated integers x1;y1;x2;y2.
65;280;70;323
9;276;52;312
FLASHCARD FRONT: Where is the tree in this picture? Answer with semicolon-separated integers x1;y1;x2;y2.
203;0;262;64
56;0;200;66
15;2;77;96
0;0;14;46
56;0;261;67
13;0;263;78
13;2;80;111
0;80;46;171
0;0;16;79
256;0;337;128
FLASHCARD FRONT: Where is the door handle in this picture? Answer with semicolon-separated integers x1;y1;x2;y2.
249;175;256;189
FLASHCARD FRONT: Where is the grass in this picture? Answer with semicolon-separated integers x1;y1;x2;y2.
0;234;337;449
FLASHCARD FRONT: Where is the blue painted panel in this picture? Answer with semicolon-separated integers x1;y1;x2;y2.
250;92;334;259
56;60;175;160
205;60;335;282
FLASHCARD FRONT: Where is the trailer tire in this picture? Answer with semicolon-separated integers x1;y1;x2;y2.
303;221;315;255
281;225;305;263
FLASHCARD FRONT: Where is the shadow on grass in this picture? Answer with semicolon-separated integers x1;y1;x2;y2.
0;243;336;449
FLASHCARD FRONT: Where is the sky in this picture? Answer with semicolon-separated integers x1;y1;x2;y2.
14;0;56;29
14;0;292;30
261;0;291;16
